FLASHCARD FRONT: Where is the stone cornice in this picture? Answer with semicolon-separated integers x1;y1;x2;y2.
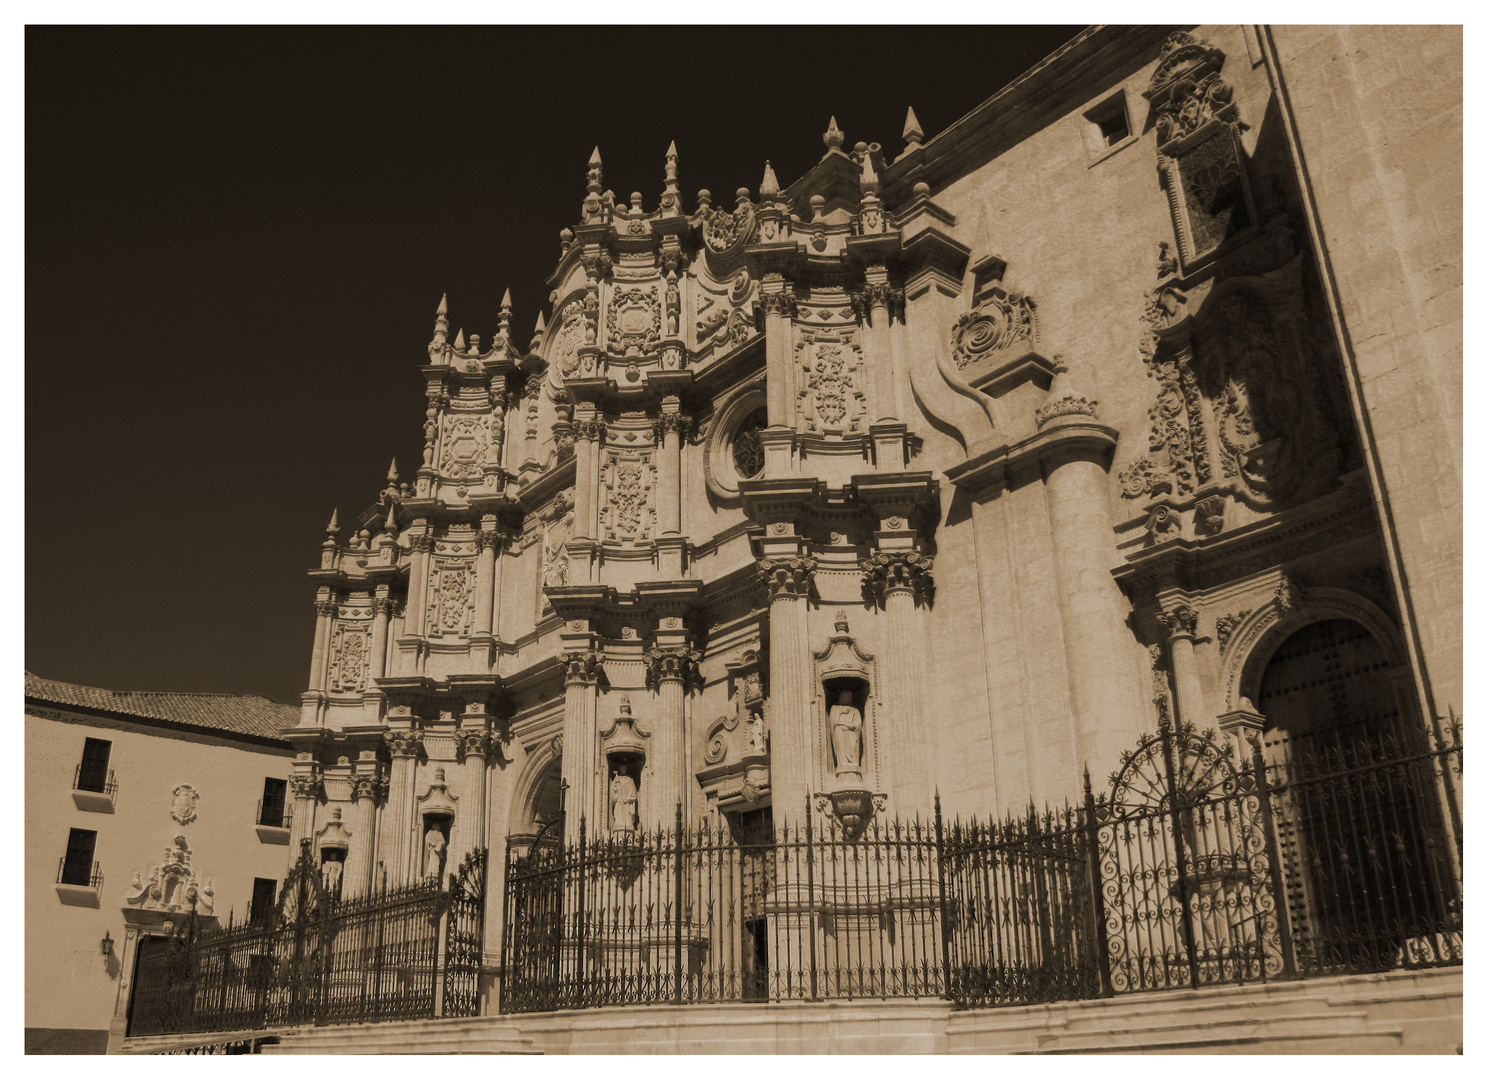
946;421;1120;497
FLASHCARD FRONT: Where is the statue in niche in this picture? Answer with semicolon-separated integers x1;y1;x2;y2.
829;691;863;779
423;825;447;879
322;858;343;895
747;712;767;756
610;768;638;833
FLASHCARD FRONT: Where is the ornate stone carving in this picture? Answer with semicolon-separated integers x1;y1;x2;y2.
456;728;489;762
605;285;661;356
949;289;1037;370
1146;503;1181;542
476;529;502;553
1149;644;1173;725
384;729;421;759
427;560;476;636
651;412;692;442
124;834;215;916
643;645;701;689
439;415;489;480
600;449;656;542
756;556;816;599
351;772;382;802
1215;609;1251;653
758;290;797;318
315;599;338;617
573;417;606;443
1155;604;1199;640
288;770;322;799
410;534;436;555
859;551;935;603
327;623;370;693
1034;355;1099;428
549;310;588;381
539;490;575;616
851;282;903;324
702;199;756;254
370;597;393;617
1274;573;1306;613
1194;494;1226;535
169;784;199;826
796;328;867;434
560;649;602;686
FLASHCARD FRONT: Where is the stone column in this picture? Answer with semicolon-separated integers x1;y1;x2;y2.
1042;425;1143;774
406;530;434;638
1156;604;1205;728
862;552;935;811
457;728;489;866
473;529;499;637
759;286;796;429
307;596;335;691
559;650;602;842
757;557;816;820
642;645;698;828
380;728;421;886
654;407;686;538
573;414;603;541
287;765;321;854
347;765;381;896
860;276;900;424
369;594;392;680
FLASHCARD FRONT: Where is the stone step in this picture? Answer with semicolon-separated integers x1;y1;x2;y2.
1033;1009;1380;1051
1025;1027;1407;1055
263;1019;537;1055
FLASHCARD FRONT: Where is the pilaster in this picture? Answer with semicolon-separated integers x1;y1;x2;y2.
756;556;816;819
559;648;602;842
860;551;935;811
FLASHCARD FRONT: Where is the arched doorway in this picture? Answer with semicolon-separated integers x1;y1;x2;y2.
1256;618;1456;972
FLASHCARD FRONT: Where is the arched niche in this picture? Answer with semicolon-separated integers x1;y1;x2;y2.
508;738;564;855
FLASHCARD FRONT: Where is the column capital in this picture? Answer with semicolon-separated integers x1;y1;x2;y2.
315;598;338;617
860;550;935;604
351;771;384;802
384;728;423;758
476;529;503;553
758;290;798;318
410;534;436;555
288;769;322;800
1155;603;1199;641
456;727;491;761
757;555;817;599
642;645;701;689
651;411;692;442
560;648;603;686
370;597;394;617
573;418;606;443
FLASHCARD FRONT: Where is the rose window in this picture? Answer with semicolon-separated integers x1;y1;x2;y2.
732;411;767;480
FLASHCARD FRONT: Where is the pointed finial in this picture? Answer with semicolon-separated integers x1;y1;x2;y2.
387;457;399;483
660;140;681;215
383;503;397;535
430;293;449;348
325;508;340;537
531;310;547;351
903;105;924;147
587;146;603;193
499;289;513;337
823;116;844;151
860;150;879;194
454;328;465;351
760;160;780;197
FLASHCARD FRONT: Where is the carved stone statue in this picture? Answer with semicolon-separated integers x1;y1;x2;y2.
423;825;446;879
322;859;343;894
829;691;863;779
609;769;638;833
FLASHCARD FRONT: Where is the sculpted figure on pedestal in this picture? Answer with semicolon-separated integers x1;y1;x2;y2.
423;826;446;880
609;770;638;833
829;691;863;778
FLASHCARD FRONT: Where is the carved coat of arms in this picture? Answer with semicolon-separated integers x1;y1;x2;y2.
170;783;200;826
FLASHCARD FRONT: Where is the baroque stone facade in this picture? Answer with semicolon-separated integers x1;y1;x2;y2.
279;24;1460;1025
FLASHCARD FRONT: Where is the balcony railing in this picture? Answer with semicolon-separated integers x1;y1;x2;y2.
74;763;118;796
57;857;103;889
256;801;292;829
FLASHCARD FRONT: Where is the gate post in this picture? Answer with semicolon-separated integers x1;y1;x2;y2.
1249;735;1297;979
499;836;514;1014
674;801;685;1005
933;794;953;1003
1082;766;1114;998
1158;720;1201;989
805;794;819;1002
290;839;310;1025
575;813;586;1008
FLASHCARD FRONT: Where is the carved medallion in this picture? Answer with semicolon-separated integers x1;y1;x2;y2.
605;286;661;356
795;329;867;434
949;289;1037;370
440;415;489;480
170;784;200;826
601;449;656;542
549;310;589;382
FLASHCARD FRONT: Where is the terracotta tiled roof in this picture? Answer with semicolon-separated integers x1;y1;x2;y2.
24;672;297;744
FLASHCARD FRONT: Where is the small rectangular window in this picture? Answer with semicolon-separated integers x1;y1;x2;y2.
259;777;288;826
250;877;278;924
60;828;98;886
76;738;112;793
1098;111;1130;147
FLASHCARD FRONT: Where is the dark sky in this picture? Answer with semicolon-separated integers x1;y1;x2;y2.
26;25;1082;705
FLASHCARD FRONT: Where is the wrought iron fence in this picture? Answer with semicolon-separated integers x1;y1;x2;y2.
504;717;1462;1014
128;844;487;1038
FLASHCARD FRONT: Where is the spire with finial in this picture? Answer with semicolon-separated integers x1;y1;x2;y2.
860;150;879;194
383;503;398;539
660;140;681;215
1035;353;1100;429
903;105;925;151
587;146;603;195
760;160;780;198
530;310;547;352
823;116;844;152
387;458;399;484
453;327;465;352
430;293;449;349
325;508;340;539
499;289;513;339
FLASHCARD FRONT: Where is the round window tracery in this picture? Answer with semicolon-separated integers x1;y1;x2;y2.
732;410;767;480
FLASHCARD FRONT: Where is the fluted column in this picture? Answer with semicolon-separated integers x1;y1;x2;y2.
307;596;335;691
654;408;687;538
347;767;381;896
287;765;321;853
757;557;816;818
859;276;901;424
861;552;935;811
642;645;699;828
381;728;421;885
1156;605;1204;728
406;530;434;637
573;415;604;541
369;594;391;679
559;650;602;842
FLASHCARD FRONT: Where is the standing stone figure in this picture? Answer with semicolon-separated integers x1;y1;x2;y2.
610;769;638;833
423;825;446;880
829;690;863;779
322;859;343;896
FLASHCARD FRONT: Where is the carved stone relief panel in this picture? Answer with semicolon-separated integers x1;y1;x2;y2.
949;287;1038;374
439;415;489;480
426;558;476;637
328;621;371;693
549;306;590;385
795;327;867;435
604;284;661;357
600;447;656;543
537;489;575;618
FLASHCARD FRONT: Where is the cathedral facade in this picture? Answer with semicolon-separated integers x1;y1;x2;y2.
272;24;1460;1038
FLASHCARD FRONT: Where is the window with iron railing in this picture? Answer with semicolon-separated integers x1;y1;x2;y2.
75;738;116;795
59;828;102;888
249;877;278;924
257;777;290;828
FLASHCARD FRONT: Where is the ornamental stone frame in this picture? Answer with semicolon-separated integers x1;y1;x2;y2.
702;382;768;501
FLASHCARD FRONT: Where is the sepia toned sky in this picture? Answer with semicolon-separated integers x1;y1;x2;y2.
26;24;1081;704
